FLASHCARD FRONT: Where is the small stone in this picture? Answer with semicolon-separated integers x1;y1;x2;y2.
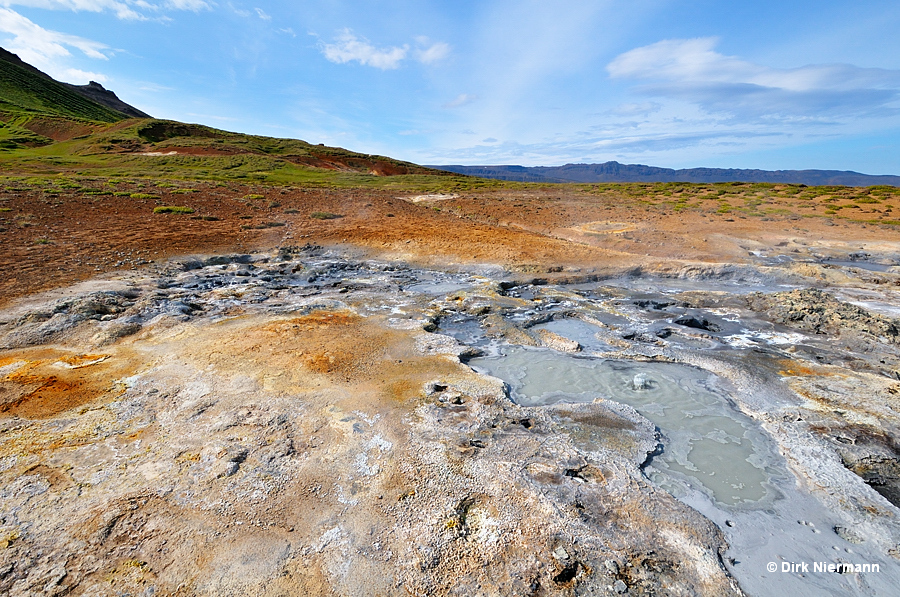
603;559;619;575
725;520;735;527
552;546;569;560
613;579;628;593
834;526;864;544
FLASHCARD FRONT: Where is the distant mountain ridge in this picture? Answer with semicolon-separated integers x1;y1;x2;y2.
430;162;900;187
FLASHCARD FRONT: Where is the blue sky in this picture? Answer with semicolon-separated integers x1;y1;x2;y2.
2;1;900;173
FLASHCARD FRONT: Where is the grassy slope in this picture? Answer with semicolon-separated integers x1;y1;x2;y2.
0;55;126;124
0;118;502;191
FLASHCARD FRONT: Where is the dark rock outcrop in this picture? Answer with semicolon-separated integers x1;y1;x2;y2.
63;81;150;119
746;288;900;343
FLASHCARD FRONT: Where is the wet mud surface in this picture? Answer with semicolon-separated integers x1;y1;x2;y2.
2;182;900;595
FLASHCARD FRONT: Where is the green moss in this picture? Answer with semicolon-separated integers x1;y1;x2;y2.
153;205;194;214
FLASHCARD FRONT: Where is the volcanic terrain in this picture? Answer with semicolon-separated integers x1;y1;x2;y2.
2;49;900;596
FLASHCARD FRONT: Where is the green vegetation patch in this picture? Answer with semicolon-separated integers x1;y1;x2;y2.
153;205;195;214
131;193;160;199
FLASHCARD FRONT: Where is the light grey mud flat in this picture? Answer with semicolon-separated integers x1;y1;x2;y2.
1;245;899;596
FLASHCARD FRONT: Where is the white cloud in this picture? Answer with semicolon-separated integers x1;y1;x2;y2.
0;7;112;82
443;93;477;109
165;0;208;10
607;38;900;120
320;29;408;70
63;67;107;82
0;0;144;19
254;6;269;21
0;0;210;20
164;0;208;11
319;29;450;70
414;36;449;64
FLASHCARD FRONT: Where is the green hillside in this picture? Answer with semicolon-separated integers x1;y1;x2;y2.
0;53;127;123
0;50;473;191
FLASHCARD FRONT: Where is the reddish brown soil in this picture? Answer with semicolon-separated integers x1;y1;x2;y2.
0;347;140;418
2;181;898;307
22;117;98;141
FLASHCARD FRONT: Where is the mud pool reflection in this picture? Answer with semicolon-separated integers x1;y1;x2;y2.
469;346;777;506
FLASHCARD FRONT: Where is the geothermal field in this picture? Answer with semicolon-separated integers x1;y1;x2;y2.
2;30;900;594
2;171;900;596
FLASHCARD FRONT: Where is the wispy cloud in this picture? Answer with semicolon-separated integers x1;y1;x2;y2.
414;36;449;64
607;37;900;121
605;102;661;117
423;130;783;166
0;7;110;82
0;0;210;20
443;93;477;109
164;0;209;11
254;7;270;21
319;29;450;70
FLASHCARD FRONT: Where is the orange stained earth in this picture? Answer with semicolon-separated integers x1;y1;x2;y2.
0;347;141;418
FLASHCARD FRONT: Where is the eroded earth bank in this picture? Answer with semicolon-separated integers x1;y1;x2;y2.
2;182;900;596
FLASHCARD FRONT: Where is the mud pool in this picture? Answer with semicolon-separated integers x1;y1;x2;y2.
468;347;776;506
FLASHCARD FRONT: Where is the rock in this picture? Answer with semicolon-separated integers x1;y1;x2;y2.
673;315;721;332
613;579;628;593
747;288;900;343
634;299;675;310
604;559;619;575
536;329;582;352
834;525;865;544
91;321;142;346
